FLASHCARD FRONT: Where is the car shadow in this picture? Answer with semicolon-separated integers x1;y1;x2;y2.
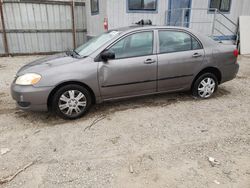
90;87;231;116
214;86;231;97
12;87;231;126
90;92;192;116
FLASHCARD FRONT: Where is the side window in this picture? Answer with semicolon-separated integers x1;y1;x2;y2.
159;31;191;53
91;0;99;15
159;31;202;53
109;32;153;59
128;0;157;11
192;37;202;50
209;0;231;12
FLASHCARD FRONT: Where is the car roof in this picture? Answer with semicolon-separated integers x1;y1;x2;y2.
112;25;193;33
110;25;218;47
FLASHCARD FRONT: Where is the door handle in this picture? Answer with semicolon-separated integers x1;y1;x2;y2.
192;53;202;58
144;59;156;64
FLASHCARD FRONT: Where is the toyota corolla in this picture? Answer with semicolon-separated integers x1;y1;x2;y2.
11;26;239;119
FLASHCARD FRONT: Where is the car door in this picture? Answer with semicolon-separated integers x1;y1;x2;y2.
98;30;157;99
157;30;205;92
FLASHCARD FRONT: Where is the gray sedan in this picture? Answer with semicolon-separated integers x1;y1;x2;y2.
11;26;239;119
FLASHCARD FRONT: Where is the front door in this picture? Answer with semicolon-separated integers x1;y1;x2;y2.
167;0;191;27
98;31;157;99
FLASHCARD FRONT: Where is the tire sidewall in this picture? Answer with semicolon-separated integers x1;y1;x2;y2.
52;84;92;119
192;73;218;99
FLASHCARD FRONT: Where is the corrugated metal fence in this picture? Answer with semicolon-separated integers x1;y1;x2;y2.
0;0;87;56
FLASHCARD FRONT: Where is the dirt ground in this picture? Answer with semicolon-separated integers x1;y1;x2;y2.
0;55;249;188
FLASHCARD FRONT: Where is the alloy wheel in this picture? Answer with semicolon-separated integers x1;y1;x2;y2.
58;90;87;116
197;77;216;98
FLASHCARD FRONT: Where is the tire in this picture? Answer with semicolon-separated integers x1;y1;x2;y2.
52;84;92;120
192;73;218;99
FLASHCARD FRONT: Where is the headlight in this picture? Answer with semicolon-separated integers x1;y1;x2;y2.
15;73;41;85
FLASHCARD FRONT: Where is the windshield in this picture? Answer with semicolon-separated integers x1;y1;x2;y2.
75;31;121;57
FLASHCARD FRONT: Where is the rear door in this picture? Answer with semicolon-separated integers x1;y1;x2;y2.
98;30;157;99
157;30;205;92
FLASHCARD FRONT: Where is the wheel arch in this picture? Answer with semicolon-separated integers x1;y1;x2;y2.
191;67;222;90
47;81;96;111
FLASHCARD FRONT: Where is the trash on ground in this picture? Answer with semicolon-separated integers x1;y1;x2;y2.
208;156;220;167
1;148;10;155
33;130;41;134
129;164;134;173
213;180;220;184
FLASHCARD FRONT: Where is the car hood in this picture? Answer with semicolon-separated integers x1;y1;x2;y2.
17;53;80;76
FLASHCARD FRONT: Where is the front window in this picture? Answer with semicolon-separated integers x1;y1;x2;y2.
91;0;99;14
109;31;153;59
209;0;231;12
128;0;157;11
75;31;120;57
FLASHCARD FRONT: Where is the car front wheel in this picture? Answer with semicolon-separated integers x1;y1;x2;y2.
192;73;218;99
52;84;92;119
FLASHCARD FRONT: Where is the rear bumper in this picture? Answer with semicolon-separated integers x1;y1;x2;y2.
11;83;53;111
221;63;239;83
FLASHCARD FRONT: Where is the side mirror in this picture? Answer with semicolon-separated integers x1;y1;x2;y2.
101;51;115;62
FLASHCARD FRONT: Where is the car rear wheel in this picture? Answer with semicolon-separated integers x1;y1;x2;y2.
192;73;218;99
52;84;92;119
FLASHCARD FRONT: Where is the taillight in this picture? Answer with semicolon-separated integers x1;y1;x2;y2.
233;49;239;58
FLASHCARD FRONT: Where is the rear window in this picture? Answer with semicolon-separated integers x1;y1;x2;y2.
159;31;202;53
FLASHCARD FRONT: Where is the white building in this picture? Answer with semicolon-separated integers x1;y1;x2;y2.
85;0;250;41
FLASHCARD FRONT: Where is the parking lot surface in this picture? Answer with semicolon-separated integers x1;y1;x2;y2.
0;55;250;188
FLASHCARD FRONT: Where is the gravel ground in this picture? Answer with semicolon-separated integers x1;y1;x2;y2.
0;55;250;188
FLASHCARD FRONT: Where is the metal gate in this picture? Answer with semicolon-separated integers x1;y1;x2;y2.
0;0;87;56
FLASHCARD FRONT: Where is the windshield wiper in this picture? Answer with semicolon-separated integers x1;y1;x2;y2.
66;50;78;58
73;50;89;58
73;49;80;56
66;50;88;58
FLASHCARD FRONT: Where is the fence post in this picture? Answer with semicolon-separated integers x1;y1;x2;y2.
0;0;9;56
71;0;76;49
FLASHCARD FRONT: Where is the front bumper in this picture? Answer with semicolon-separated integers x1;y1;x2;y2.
11;83;53;111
